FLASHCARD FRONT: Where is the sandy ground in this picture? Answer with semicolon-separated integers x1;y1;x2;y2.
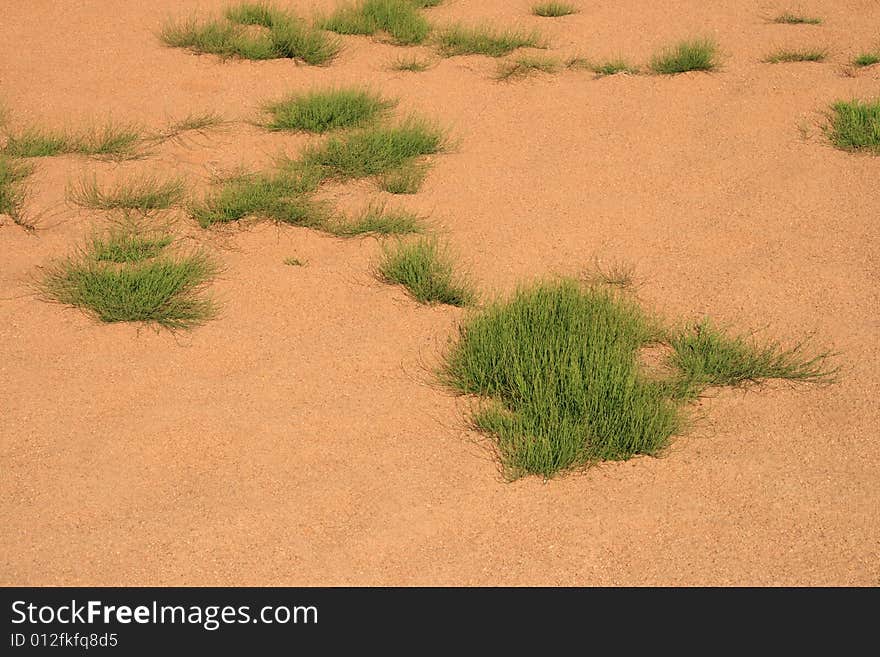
2;0;879;585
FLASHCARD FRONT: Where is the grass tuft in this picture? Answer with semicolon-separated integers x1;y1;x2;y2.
3;124;140;160
329;203;424;236
264;88;393;133
389;55;432;71
377;160;430;194
773;12;822;25
667;320;835;397
532;3;578;17
377;237;473;306
41;227;218;329
284;256;305;266
495;56;559;81
825;98;880;154
649;38;718;74
319;0;431;46
437;24;544;58
190;166;325;228
161;3;339;64
0;155;33;224
301;117;445;180
69;175;185;212
853;51;880;68
763;48;827;63
590;59;639;76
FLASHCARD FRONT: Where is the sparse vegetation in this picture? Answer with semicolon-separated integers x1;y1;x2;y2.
826;99;880;154
264;88;393;133
667;319;835;398
377;160;430;194
853;51;880;68
772;12;822;25
532;3;578;17
763;48;827;63
566;57;638;76
318;0;431;46
441;279;834;479
389;55;432;71
3;124;141;160
69;175;185;212
329;204;424;236
377;238;473;306
161;2;339;65
284;256;305;266
41;226;218;329
437;24;544;58
649;38;718;74
156;112;225;142
0;155;32;223
584;260;634;287
301;118;445;180
495;56;559;81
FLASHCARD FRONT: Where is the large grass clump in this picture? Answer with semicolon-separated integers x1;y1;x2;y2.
161;2;339;64
0;155;32;222
442;281;676;478
763;48;826;63
264;88;393;133
826;99;880;154
377;238;473;306
649;38;718;74
41;226;218;329
319;0;431;46
70;175;185;212
3;124;141;159
437;24;544;57
190;166;325;228
301;118;445;180
441;279;835;479
532;3;578;17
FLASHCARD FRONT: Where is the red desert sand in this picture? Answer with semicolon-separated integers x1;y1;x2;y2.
2;0;878;585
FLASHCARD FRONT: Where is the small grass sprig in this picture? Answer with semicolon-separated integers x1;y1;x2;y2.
377;237;473;306
495;56;559;81
763;48;827;63
773;12;822;25
532;3;578;17
329;203;424;236
437;24;544;58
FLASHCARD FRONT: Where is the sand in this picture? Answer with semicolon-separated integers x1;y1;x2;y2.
1;0;878;585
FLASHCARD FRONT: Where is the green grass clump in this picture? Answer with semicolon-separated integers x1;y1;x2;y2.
264;88;393;133
302;118;444;180
70;175;185;212
649;38;718;74
42;229;218;329
377;160;430;194
667;320;834;397
437;24;544;58
532;3;578;17
190;167;325;228
0;155;32;221
319;0;431;46
161;3;339;64
377;238;473;306
853;52;880;68
495;56;559;81
590;59;639;76
329;204;424;236
441;281;675;478
3;125;140;159
826;99;880;154
763;48;827;63
773;12;822;25
389;55;432;71
89;227;174;263
440;280;835;479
